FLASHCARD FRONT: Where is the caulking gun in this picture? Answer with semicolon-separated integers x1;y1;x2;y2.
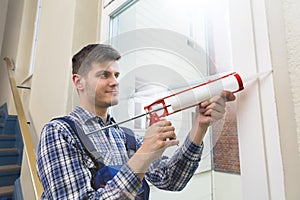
87;71;244;135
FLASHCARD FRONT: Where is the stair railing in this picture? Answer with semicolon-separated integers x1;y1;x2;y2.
3;57;43;199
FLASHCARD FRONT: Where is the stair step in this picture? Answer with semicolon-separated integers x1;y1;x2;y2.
0;135;16;139
0;185;14;198
0;164;21;187
0;164;21;184
2;116;18;135
0;148;18;153
0;165;21;173
0;148;20;166
0;135;17;148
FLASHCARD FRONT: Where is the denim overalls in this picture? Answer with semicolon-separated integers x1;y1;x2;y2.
55;117;150;200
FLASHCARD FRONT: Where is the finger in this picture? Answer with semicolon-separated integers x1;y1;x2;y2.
204;109;224;120
210;95;227;106
155;120;172;127
164;139;180;148
159;125;175;133
221;90;236;102
200;100;210;108
205;102;225;114
162;131;177;140
198;107;207;114
200;95;226;108
201;91;235;107
200;99;223;111
157;129;176;141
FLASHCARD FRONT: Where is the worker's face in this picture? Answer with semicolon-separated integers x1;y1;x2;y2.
83;60;120;109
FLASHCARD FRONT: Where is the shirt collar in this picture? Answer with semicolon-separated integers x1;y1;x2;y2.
72;106;116;126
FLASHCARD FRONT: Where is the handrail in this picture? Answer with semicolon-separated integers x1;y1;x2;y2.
4;57;43;199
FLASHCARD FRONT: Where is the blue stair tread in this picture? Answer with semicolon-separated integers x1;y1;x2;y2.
0;185;14;198
0;165;21;173
0;148;18;154
0;135;16;139
0;135;17;148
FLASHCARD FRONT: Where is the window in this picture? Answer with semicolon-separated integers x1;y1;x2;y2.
101;0;284;199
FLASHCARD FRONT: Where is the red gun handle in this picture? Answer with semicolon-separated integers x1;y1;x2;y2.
149;112;161;125
144;98;170;126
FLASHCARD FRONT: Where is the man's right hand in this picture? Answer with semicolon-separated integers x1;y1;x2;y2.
127;120;179;178
139;120;179;160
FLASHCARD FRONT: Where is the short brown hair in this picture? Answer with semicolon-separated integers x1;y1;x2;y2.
72;44;121;75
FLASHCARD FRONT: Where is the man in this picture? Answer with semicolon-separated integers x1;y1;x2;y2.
36;44;236;199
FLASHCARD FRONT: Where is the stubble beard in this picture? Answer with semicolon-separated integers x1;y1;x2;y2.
93;95;119;109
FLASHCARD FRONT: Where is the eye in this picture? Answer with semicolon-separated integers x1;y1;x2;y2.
114;72;120;79
98;71;109;79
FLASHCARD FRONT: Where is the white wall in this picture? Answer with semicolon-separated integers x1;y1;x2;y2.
29;0;76;136
30;0;101;136
0;0;24;114
0;0;8;59
150;171;212;200
150;171;242;200
281;0;300;198
265;0;300;198
282;0;300;155
214;172;242;200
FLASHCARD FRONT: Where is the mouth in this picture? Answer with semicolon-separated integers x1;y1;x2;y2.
106;90;119;95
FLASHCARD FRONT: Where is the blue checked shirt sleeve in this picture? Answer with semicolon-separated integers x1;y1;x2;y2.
36;121;142;200
144;134;204;191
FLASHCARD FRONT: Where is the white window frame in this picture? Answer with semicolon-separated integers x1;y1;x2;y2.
28;0;43;75
228;0;284;199
100;0;285;199
100;0;136;43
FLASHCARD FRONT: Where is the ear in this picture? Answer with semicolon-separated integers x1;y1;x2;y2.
72;74;84;91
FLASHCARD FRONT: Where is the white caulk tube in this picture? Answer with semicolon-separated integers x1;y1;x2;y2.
165;72;244;113
144;72;244;124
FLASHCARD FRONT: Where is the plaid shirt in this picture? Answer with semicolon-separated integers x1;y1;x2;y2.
36;106;204;199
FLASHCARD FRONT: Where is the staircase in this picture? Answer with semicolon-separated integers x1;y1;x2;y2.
0;103;23;200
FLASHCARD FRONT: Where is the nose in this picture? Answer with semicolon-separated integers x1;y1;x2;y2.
109;75;119;86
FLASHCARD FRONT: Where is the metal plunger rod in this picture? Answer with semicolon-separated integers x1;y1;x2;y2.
86;105;171;135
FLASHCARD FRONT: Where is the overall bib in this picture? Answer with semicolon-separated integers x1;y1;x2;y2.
55;117;150;200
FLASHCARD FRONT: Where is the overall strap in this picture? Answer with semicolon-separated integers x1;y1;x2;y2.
53;117;101;160
53;117;137;159
120;127;137;158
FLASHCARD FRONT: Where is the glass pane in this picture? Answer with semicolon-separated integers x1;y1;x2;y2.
107;0;242;199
